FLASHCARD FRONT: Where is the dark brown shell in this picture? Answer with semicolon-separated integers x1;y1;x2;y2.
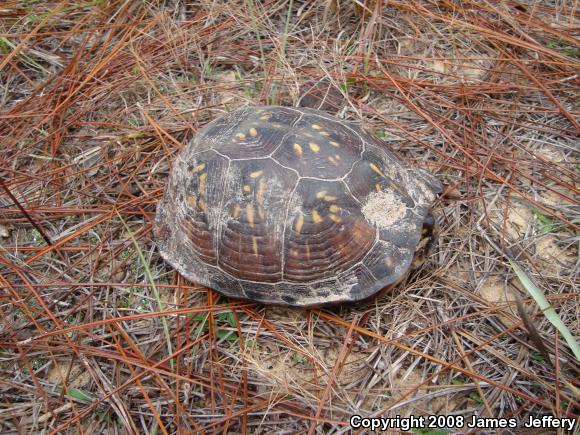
155;106;441;306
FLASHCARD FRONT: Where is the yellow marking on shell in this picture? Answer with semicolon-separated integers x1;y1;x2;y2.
250;170;263;178
311;124;322;130
385;256;393;268
324;195;337;201
319;131;330;136
243;184;251;193
328;156;338;165
329;204;340;213
232;203;241;218
191;163;206;173
334;154;341;160
309;142;320;153
199;172;208;193
375;183;382;192
293;143;303;157
256;177;266;206
316;191;327;199
329;214;342;223
312;210;323;224
290;249;298;257
198;199;206;211
306;243;311;259
330;141;340;147
369;163;384;177
295;214;304;233
252;237;259;256
187;195;197;209
236;132;246;140
246;204;255;227
256;178;266;218
260;114;270;120
249;127;258;137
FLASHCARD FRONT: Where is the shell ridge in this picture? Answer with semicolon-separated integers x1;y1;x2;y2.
347;229;380;279
210;147;233;162
362;263;379;281
267;112;304;157
334;120;367;182
214;158;231;269
340;179;363;207
280;175;301;282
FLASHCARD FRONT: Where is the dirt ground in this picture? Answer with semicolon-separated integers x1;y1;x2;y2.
0;1;578;433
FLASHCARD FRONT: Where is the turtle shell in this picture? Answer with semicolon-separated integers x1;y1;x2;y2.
154;106;441;306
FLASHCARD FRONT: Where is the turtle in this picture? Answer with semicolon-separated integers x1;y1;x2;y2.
154;105;441;307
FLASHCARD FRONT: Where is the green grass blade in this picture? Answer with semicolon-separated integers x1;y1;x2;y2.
116;210;174;368
66;387;94;403
279;0;294;59
509;258;580;362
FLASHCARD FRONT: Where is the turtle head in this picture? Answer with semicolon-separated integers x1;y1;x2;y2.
410;211;437;270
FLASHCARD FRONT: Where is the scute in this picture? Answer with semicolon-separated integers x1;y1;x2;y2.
271;112;363;179
199;106;300;159
283;178;376;282
217;158;298;282
155;105;442;306
156;149;228;266
362;240;413;294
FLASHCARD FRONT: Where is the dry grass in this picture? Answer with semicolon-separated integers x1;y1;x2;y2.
0;0;578;433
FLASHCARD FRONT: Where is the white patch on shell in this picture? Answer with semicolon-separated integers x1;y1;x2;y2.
362;190;407;229
294;274;358;306
295;292;346;306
